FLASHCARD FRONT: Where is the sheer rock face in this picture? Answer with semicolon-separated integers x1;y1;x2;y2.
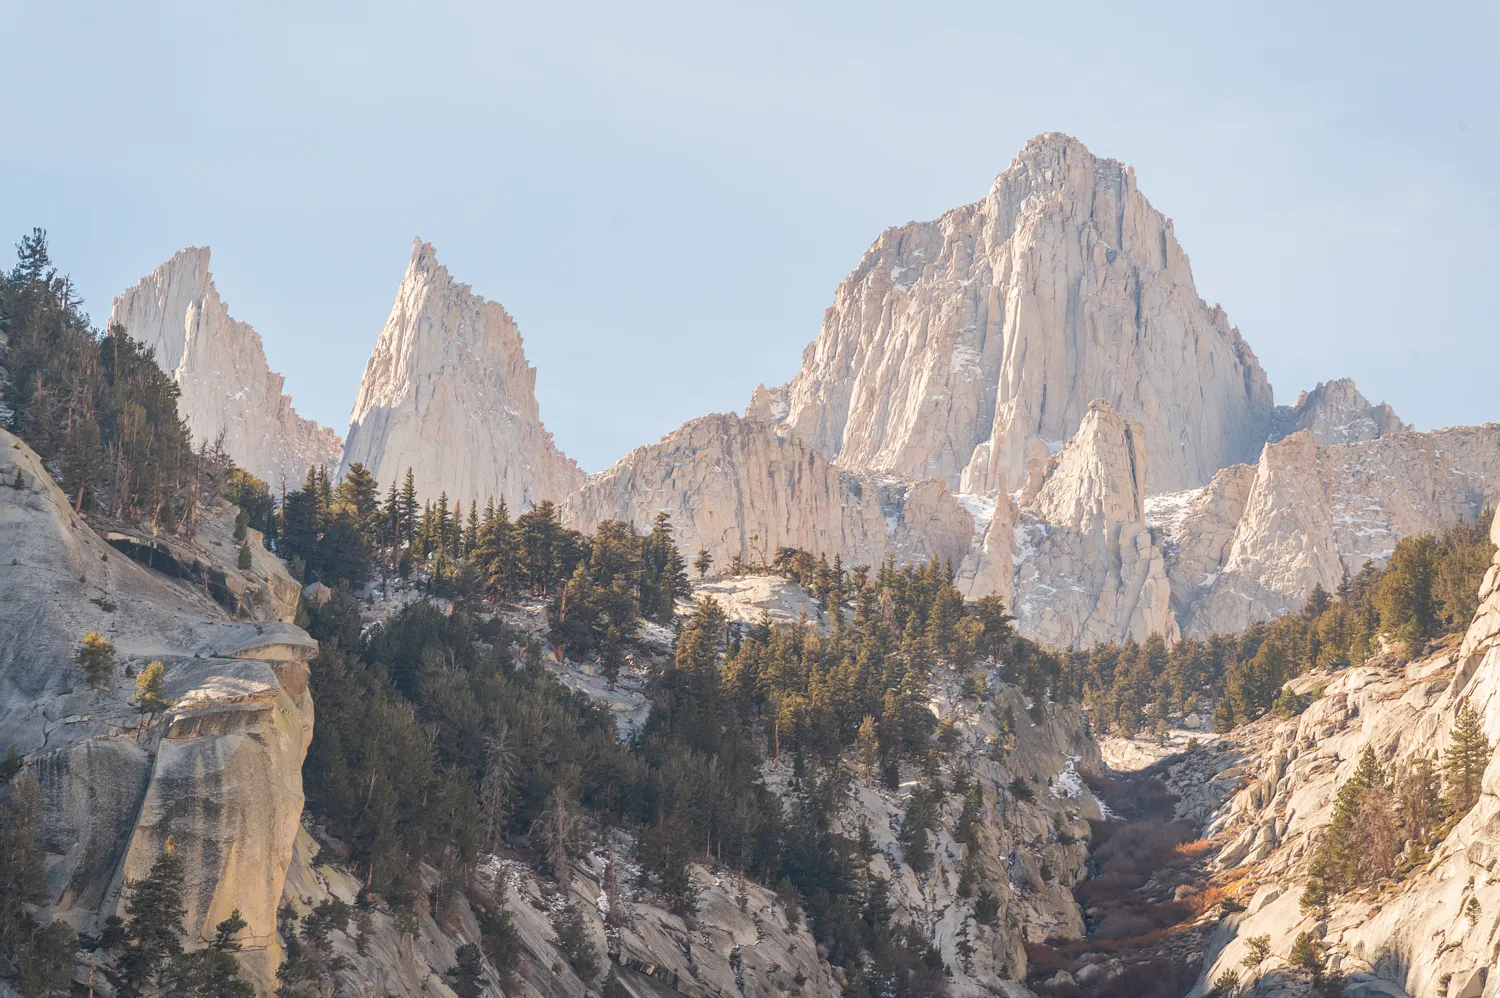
1183;524;1500;998
342;240;584;509
1170;424;1500;637
1268;377;1408;445
561;411;975;573
110;248;343;489
752;132;1274;494
961;400;1178;648
0;429;314;996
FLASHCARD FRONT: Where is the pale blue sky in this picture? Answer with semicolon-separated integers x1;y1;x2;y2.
3;1;1495;473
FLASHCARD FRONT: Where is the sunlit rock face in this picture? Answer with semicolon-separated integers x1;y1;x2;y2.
341;239;584;508
562;411;974;575
0;428;315;995
753;132;1274;496
1169;423;1500;637
1267;377;1408;446
110;248;343;488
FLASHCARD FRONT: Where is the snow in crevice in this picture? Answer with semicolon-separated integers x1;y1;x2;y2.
1143;487;1204;543
952;492;998;539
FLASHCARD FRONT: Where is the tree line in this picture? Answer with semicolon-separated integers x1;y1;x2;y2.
1;230;235;533
1068;512;1495;738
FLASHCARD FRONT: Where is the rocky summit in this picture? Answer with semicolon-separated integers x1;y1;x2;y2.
341;240;584;511
750;132;1274;496
110;248;344;489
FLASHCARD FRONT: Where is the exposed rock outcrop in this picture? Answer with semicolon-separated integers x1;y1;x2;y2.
752;132;1274;494
1182;508;1500;998
0;428;315;994
1170;424;1500;637
110;248;343;488
1268;377;1408;445
562;411;975;574
342;240;584;508
960;400;1178;647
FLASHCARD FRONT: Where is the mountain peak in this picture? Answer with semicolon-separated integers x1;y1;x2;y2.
110;249;342;487
341;242;583;508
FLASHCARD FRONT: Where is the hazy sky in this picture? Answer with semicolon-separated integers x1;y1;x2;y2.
3;1;1495;473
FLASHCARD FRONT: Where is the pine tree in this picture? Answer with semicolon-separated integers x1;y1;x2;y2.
480;728;515;849
332;461;380;537
77;631;116;689
695;548;713;579
446;942;486;998
1395;753;1442;849
1375;534;1437;658
2;773;78;995
237;541;253;570
163;910;255;997
856;715;878;787
399;467;418;542
119;839;187;992
134;661;173;729
464;500;480;557
1309;746;1387;892
1444;702;1491;815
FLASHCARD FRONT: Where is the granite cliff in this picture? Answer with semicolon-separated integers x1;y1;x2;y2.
110;248;344;489
1167;509;1500;998
561;411;975;574
0;427;316;993
750;132;1274;495
341;240;584;511
1162;422;1500;637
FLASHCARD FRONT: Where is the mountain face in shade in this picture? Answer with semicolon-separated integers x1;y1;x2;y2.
110;248;343;488
340;240;584;509
750;132;1275;495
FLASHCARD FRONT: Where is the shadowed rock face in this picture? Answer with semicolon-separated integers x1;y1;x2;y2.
110;248;343;489
341;240;584;509
0;428;315;995
752;132;1275;495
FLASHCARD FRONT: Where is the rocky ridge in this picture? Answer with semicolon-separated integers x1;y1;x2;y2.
1268;378;1408;446
751;131;1275;495
109;248;344;488
341;240;584;511
561;411;975;576
1164;422;1500;637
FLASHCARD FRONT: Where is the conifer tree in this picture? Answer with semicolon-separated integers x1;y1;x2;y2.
2;773;79;995
1444;702;1491;815
1395;753;1442;849
134;661;173;730
464;500;480;557
446;942;486;998
856;715;878;787
333;461;380;534
163;910;255;997
1375;534;1437;657
77;631;116;689
399;468;418;543
1308;746;1387;893
695;548;713;579
119;839;187;992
